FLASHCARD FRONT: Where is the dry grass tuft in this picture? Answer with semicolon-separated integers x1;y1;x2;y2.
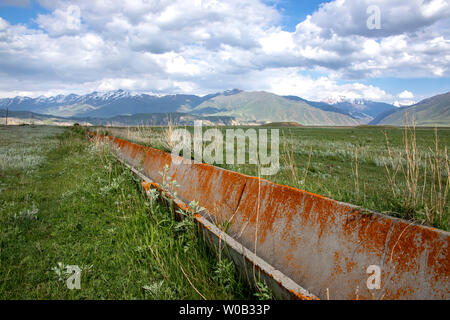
383;113;449;227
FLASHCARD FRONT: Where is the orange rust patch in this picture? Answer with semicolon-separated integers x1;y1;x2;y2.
381;286;416;300
289;289;319;300
310;195;338;240
386;221;424;275
141;181;151;191
330;251;344;281
344;256;357;273
173;199;190;212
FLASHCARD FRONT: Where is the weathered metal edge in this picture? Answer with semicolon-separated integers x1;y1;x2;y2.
116;156;319;300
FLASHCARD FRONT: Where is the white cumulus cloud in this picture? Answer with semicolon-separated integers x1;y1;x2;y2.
36;5;83;36
0;0;448;102
398;90;414;99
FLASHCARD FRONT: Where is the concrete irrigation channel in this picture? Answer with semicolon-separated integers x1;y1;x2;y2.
88;132;449;300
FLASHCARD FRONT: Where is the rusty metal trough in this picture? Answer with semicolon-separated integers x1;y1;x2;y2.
89;132;449;300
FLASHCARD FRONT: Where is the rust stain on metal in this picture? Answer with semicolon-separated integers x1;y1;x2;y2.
289;289;319;301
88;132;450;300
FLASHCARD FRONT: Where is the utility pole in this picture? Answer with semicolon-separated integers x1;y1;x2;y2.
5;107;8;126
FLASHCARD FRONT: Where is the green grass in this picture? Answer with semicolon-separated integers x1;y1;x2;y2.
0;126;256;299
100;125;450;231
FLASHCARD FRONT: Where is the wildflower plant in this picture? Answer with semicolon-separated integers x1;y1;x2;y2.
159;164;180;200
14;204;38;220
146;188;160;204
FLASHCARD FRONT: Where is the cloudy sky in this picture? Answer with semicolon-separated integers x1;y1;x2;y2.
0;0;449;104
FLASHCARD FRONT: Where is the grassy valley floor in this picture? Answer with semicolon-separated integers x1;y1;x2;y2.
0;126;256;299
98;125;450;231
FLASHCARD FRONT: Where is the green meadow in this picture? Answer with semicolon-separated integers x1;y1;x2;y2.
101;124;450;231
0;126;258;299
1;123;448;300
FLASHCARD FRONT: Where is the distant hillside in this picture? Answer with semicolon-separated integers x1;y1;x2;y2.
260;121;303;127
0;109;79;126
80;93;206;118
373;92;450;126
282;96;352;117
78;113;237;126
278;95;396;124
368;108;399;125
0;109;237;127
191;91;360;126
326;100;397;123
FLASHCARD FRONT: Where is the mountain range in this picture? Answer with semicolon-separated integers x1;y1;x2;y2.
0;89;448;127
191;91;360;126
371;92;450;126
0;109;239;127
